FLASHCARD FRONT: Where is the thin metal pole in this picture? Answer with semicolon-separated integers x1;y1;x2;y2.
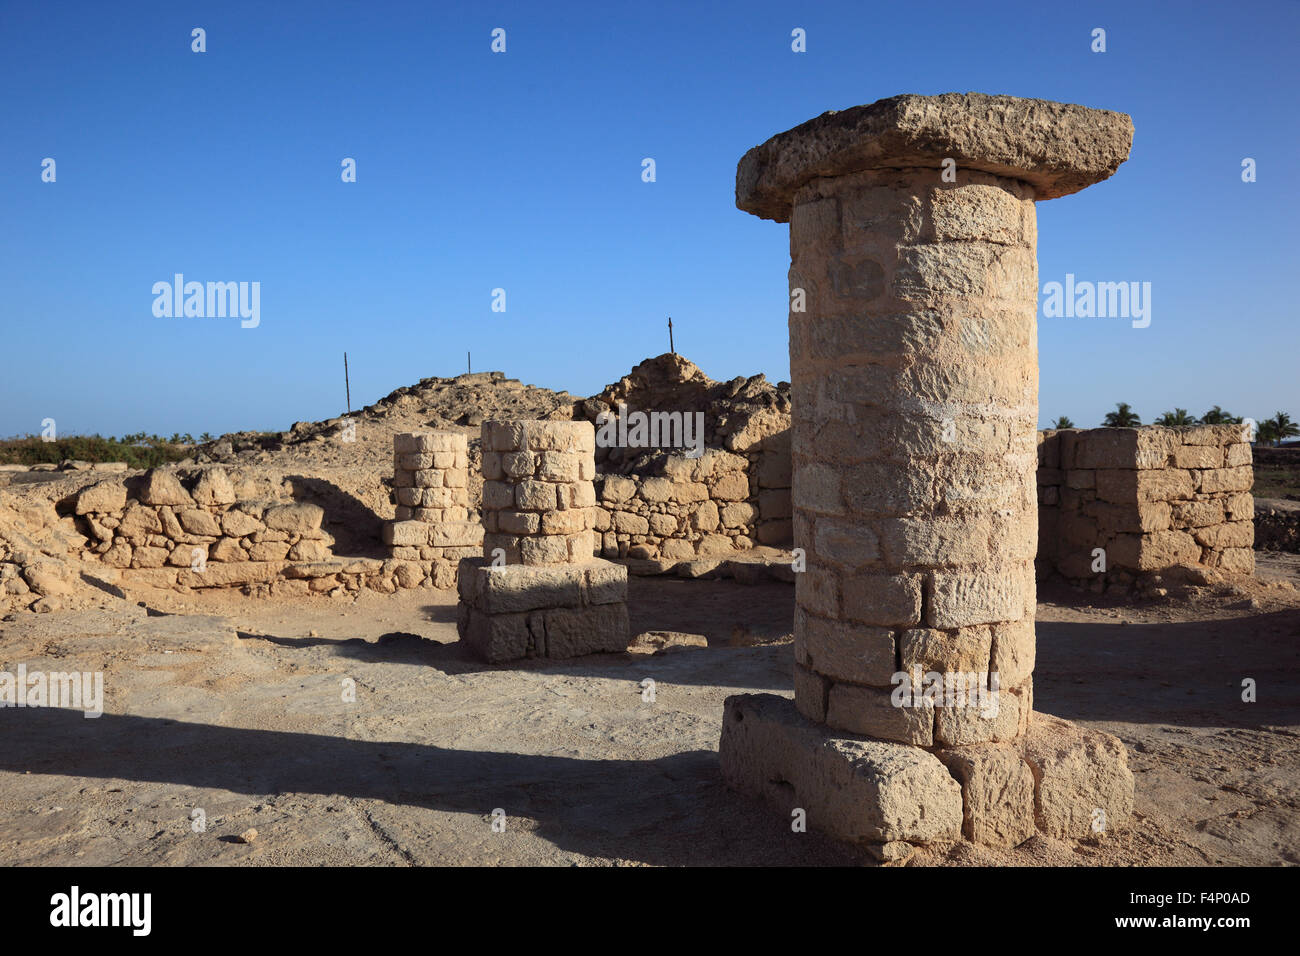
344;352;351;414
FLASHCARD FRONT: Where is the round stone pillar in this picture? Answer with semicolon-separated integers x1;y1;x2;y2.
736;93;1134;752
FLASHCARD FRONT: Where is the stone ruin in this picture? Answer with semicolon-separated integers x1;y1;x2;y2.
455;420;630;662
383;431;483;588
717;93;1139;856
1037;425;1254;588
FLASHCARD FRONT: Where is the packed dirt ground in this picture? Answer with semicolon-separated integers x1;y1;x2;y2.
2;553;1296;867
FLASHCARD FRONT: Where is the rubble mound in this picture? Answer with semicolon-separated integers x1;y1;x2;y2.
581;354;791;475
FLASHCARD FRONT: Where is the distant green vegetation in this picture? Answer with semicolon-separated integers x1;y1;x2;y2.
0;433;195;469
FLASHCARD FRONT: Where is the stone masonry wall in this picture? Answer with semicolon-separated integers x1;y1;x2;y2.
480;421;599;564
1037;425;1254;587
591;432;793;561
383;432;484;588
593;449;756;560
72;467;347;594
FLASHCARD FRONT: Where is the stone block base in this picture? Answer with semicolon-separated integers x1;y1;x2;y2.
719;694;964;847
456;557;630;663
719;693;1133;853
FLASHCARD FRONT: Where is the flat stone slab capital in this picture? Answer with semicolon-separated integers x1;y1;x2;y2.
737;92;1133;220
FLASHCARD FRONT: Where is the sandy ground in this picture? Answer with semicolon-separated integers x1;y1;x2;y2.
1;557;1298;867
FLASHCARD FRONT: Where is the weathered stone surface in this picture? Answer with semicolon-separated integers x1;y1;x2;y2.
1021;712;1134;839
263;502;324;533
177;509;222;536
220;509;263;537
719;693;962;845
138;469;193;507
191;468;236;506
383;521;429;547
537;603;629;658
74;480;127;515
738;92;1134;221
938;744;1036;848
825;683;934;746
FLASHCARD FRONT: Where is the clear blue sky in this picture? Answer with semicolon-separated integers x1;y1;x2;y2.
2;0;1296;438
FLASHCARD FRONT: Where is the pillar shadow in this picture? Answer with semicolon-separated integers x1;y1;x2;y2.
0;708;860;867
1034;609;1300;729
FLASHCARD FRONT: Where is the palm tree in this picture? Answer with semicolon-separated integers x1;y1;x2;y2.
1102;402;1141;427
1154;408;1197;426
1256;420;1280;445
1200;406;1241;425
1051;416;1075;429
200;432;214;443
1265;412;1299;446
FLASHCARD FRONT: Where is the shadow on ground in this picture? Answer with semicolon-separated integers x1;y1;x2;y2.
0;708;859;867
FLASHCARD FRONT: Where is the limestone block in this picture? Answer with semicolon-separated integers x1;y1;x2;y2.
244;539;289;561
177;561;284;588
461;608;531;663
119;502;163;538
712;473;750;501
601;475;636;504
1225;443;1252;467
1193;521;1253;550
498;510;541;535
898;626;991;674
932;684;1021;746
639;477;674;503
927;564;1034;628
540;509;590;535
411;470;444;489
878;515;991;567
719;693;962;845
1021;712;1134;839
938;745;1036;848
191;468;236;506
990;619;1035;689
1171;444;1223;469
263;503;324;533
502;452;536;478
139;470;193;507
691;500;720;532
519;534;570;565
383;521;430;547
429;522;483;548
75;480;127;515
210;537;245;562
612;512;649;535
288;539;331;562
1197;466;1253;495
1218;548;1254;574
515;479;558;511
1175;496;1222;528
736;92;1133;222
1135;529;1202;570
537;603;629;658
177;509;222;536
840;572;922;627
795;610;895;686
476;564;585;613
395;431;463;454
825;682;933;745
696;533;734;556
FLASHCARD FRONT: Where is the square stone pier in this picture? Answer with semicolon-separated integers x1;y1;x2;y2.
720;93;1138;857
457;420;630;662
383;431;483;588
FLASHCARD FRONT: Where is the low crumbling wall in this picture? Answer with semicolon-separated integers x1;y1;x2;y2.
71;467;348;593
1037;426;1254;588
71;465;445;597
592;449;760;560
